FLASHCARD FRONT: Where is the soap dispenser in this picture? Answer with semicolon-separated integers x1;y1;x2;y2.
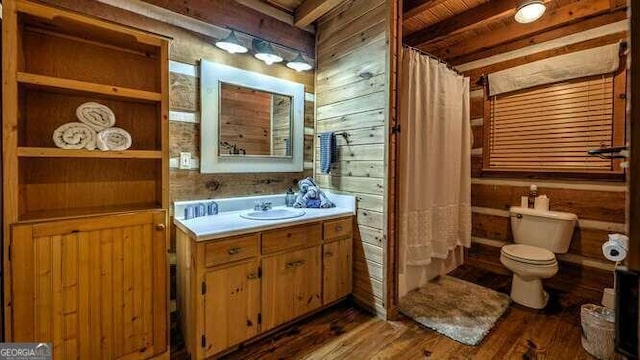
528;184;537;209
285;188;296;207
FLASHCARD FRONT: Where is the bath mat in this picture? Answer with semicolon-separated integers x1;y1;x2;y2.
398;275;511;346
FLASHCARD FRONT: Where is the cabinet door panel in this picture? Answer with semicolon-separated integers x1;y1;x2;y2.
11;211;167;360
261;246;322;331
323;238;352;304
203;260;260;357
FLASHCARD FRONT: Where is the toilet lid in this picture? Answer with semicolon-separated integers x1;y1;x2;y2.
501;244;556;265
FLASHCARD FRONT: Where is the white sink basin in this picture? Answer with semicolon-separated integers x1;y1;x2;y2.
240;208;306;220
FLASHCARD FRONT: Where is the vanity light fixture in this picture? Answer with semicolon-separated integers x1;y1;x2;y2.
215;31;248;54
253;39;283;65
514;0;546;24
286;53;313;72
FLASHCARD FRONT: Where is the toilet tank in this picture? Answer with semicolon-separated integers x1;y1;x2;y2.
510;206;578;253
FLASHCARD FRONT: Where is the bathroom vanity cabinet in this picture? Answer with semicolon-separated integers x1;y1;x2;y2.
176;216;353;359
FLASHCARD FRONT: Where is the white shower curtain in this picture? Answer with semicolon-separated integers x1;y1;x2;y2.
398;47;472;297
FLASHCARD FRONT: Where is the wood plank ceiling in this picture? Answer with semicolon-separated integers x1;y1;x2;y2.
403;0;627;64
136;0;345;56
263;0;306;13
253;0;346;28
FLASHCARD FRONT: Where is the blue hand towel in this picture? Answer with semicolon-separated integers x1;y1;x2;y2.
319;132;336;174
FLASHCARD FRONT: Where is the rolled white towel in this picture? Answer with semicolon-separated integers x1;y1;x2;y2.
97;127;132;151
76;102;116;131
52;122;97;150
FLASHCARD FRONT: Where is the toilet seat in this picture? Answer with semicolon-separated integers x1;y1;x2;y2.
501;244;556;265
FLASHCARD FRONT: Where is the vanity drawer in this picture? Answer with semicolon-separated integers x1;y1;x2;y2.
204;234;260;267
323;217;353;241
262;223;322;254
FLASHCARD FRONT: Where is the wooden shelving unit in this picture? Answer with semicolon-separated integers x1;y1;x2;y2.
2;0;170;357
4;1;169;219
17;72;163;102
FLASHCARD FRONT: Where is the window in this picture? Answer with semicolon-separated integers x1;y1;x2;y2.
484;74;626;176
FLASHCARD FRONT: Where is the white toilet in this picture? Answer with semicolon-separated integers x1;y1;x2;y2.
500;206;577;309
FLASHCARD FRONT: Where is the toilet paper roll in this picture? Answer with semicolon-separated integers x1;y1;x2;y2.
520;196;528;208
534;195;549;211
602;240;627;261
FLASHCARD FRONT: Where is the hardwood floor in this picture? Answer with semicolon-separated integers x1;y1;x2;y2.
171;264;604;359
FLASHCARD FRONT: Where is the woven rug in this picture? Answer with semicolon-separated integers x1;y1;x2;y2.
398;275;511;346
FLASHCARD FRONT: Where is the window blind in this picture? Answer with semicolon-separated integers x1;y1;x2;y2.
488;75;615;171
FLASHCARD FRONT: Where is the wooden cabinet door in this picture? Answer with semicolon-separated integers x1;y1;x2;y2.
202;260;260;357
261;246;322;331
323;238;352;304
10;210;168;360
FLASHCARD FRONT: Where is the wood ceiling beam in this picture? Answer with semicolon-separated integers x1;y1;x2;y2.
449;9;627;65
139;0;315;56
234;0;315;33
403;0;448;20
404;0;520;47
294;0;345;28
427;0;618;61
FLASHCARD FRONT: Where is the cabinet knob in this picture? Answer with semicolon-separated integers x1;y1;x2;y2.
335;225;343;232
228;247;241;255
325;251;334;257
155;223;166;231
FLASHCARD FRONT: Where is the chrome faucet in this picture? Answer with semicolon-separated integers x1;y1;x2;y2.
254;201;272;211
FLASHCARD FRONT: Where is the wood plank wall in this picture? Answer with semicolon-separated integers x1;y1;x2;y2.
453;10;629;279
315;0;391;317
272;95;293;156
219;84;272;156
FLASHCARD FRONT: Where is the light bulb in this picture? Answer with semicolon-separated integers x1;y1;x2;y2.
286;53;313;72
215;31;248;54
253;40;283;65
515;0;546;24
255;52;283;65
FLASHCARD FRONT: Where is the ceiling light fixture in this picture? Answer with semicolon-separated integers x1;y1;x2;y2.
253;39;283;65
514;0;546;24
286;53;313;72
215;31;248;54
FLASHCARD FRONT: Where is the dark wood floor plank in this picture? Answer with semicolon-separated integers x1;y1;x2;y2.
222;303;372;360
369;326;439;360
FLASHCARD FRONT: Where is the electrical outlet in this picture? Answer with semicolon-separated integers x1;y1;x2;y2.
179;152;191;169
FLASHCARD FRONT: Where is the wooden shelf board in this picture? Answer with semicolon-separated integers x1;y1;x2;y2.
17;72;162;102
18;147;162;159
16;0;167;48
19;202;163;223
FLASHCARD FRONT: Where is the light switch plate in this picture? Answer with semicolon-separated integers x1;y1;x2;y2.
179;152;191;169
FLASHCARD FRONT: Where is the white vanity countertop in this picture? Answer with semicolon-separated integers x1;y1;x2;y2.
173;192;356;241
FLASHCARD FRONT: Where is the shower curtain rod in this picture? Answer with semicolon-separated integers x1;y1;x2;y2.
402;44;464;77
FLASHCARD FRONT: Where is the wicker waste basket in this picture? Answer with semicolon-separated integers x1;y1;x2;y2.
581;304;616;360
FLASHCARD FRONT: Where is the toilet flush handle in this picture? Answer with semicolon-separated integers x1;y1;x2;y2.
516;214;522;219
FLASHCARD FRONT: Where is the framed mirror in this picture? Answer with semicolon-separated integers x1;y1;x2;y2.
200;60;304;173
